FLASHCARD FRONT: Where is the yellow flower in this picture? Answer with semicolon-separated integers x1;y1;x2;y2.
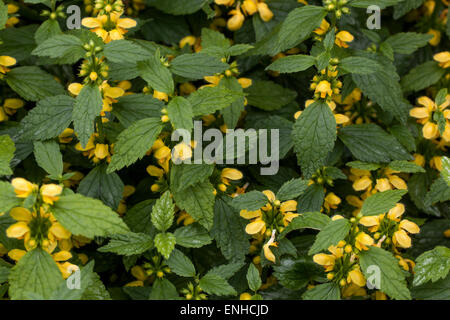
355;232;374;251
179;35;196;48
153;90;168;101
59;128;75;144
263;229;277;263
434;51;450;68
257;2;273;22
347;267;366;287
410;95;450;140
221;168;243;185
427;29;441;46
40;184;63;204
0;55;16;74
1;98;24;122
313;245;343;271
242;0;258;15
315;80;333;98
387;203;405;221
314;19;330;36
215;0;235;5
324;192;341;212
11;178;38;198
359;215;380;233
335;31;354;48
172;142;193;162
227;7;245;31
393;229;412;248
94;143;110;160
81;12;137;43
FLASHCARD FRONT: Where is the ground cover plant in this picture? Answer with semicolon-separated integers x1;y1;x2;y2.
0;0;449;300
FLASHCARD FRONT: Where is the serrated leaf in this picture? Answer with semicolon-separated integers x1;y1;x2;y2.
413;246;450;286
276;178;309;201
339;56;383;74
166;248;196;277
360;190;407;216
173;223;212;248
148;0;207;15
349;0;402;9
425;177;450;206
208;261;245;280
338;124;412;163
302;282;341;300
149;278;179;300
246;263;262;292
51;261;95;300
170;53;228;80
384;32;432;54
112;94;163;128
188;85;244;116
308;218;351;255
137;50;174;94
18;95;74;141
401;61;445;92
274;256;323;290
77;164;124;210
245;80;297;111
211;196;249;261
52;194;130;238
292;101;337;178
388;160;425;173
172;180;215;230
104;40;149;63
166;96;193;131
169;163;214;193
154;232;176;259
107;117;163;173
151;191;175;232
32;34;84;61
0;181;22;212
280;212;330;239
6;66;65;101
231;190;268;211
98;232;153;256
346;161;381;171
0;135;15;176
8;248;64;300
33;140;63;178
265;54;316;73
72;84;103;148
199;273;237;296
360;246;411;300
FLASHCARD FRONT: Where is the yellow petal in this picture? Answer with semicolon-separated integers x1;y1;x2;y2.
8;249;26;261
9;207;32;222
50;222;71;239
104;86;124;99
313;253;335;266
409;107;429;119
53;250;72;262
81;17;102;28
262;190;276;203
393;229;411;248
221;168;243;180
3;98;24;109
263;242;276;262
0;56;16;67
375;178;391;192
240;209;262;219
422;122;438;139
117;18;137;29
387;203;405;220
348;269;366;287
353;176;372;191
359;215;379;227
6;222;30;238
280;200;297;212
245;220;265;235
399;219;420;234
68;83;83;96
388;175;407;190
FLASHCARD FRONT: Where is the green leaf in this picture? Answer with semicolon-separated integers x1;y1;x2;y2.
151;191;175;232
77;164;124;210
51;261;95;300
219;77;245;130
0;135;15;176
273;256;323;290
169;163;214;193
265;54;316;73
137;51;174;94
388;125;416;152
199;273;237;296
276;178;309;201
401;61;445;92
412;275;450;300
107;117;164;173
302;282;341;300
0;25;37;61
0;0;7;30
297;184;325;213
18;95;74;141
388;160;425;173
124;200;155;234
167;96;193;131
32;34;84;62
174;223;212;248
308;218;351;255
8;248;64;300
442;157;450;186
6;66;65;101
280;212;331;239
149;278;179;300
231;190;268;211
360;246;411;300
208;261;245;279
413;246;450;286
0;181;21;213
112;94;163;128
34;19;62;45
72;84;103;148
154;232;176;259
98;232;153;256
360;190;407;216
81;272;111;300
425;178;450;206
33;140;63;178
292;101;337;178
188;85;243;116
104;39;149;63
384;32;432;54
166;248;196;277
349;0;402;9
245;80;297;111
346;161;381;171
170;53;228;80
338;124;412;163
52;194;130;238
148;0;207;15
246;263;262;292
339;56;383;74
211;196;249;261
172;180;215;230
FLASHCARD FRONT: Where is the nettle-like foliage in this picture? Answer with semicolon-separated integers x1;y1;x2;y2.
0;0;449;301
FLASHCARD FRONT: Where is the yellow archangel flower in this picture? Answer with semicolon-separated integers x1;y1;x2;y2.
410;95;450;141
0;55;16;74
81;12;137;43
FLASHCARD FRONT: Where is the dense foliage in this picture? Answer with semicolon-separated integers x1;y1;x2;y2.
0;0;449;300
